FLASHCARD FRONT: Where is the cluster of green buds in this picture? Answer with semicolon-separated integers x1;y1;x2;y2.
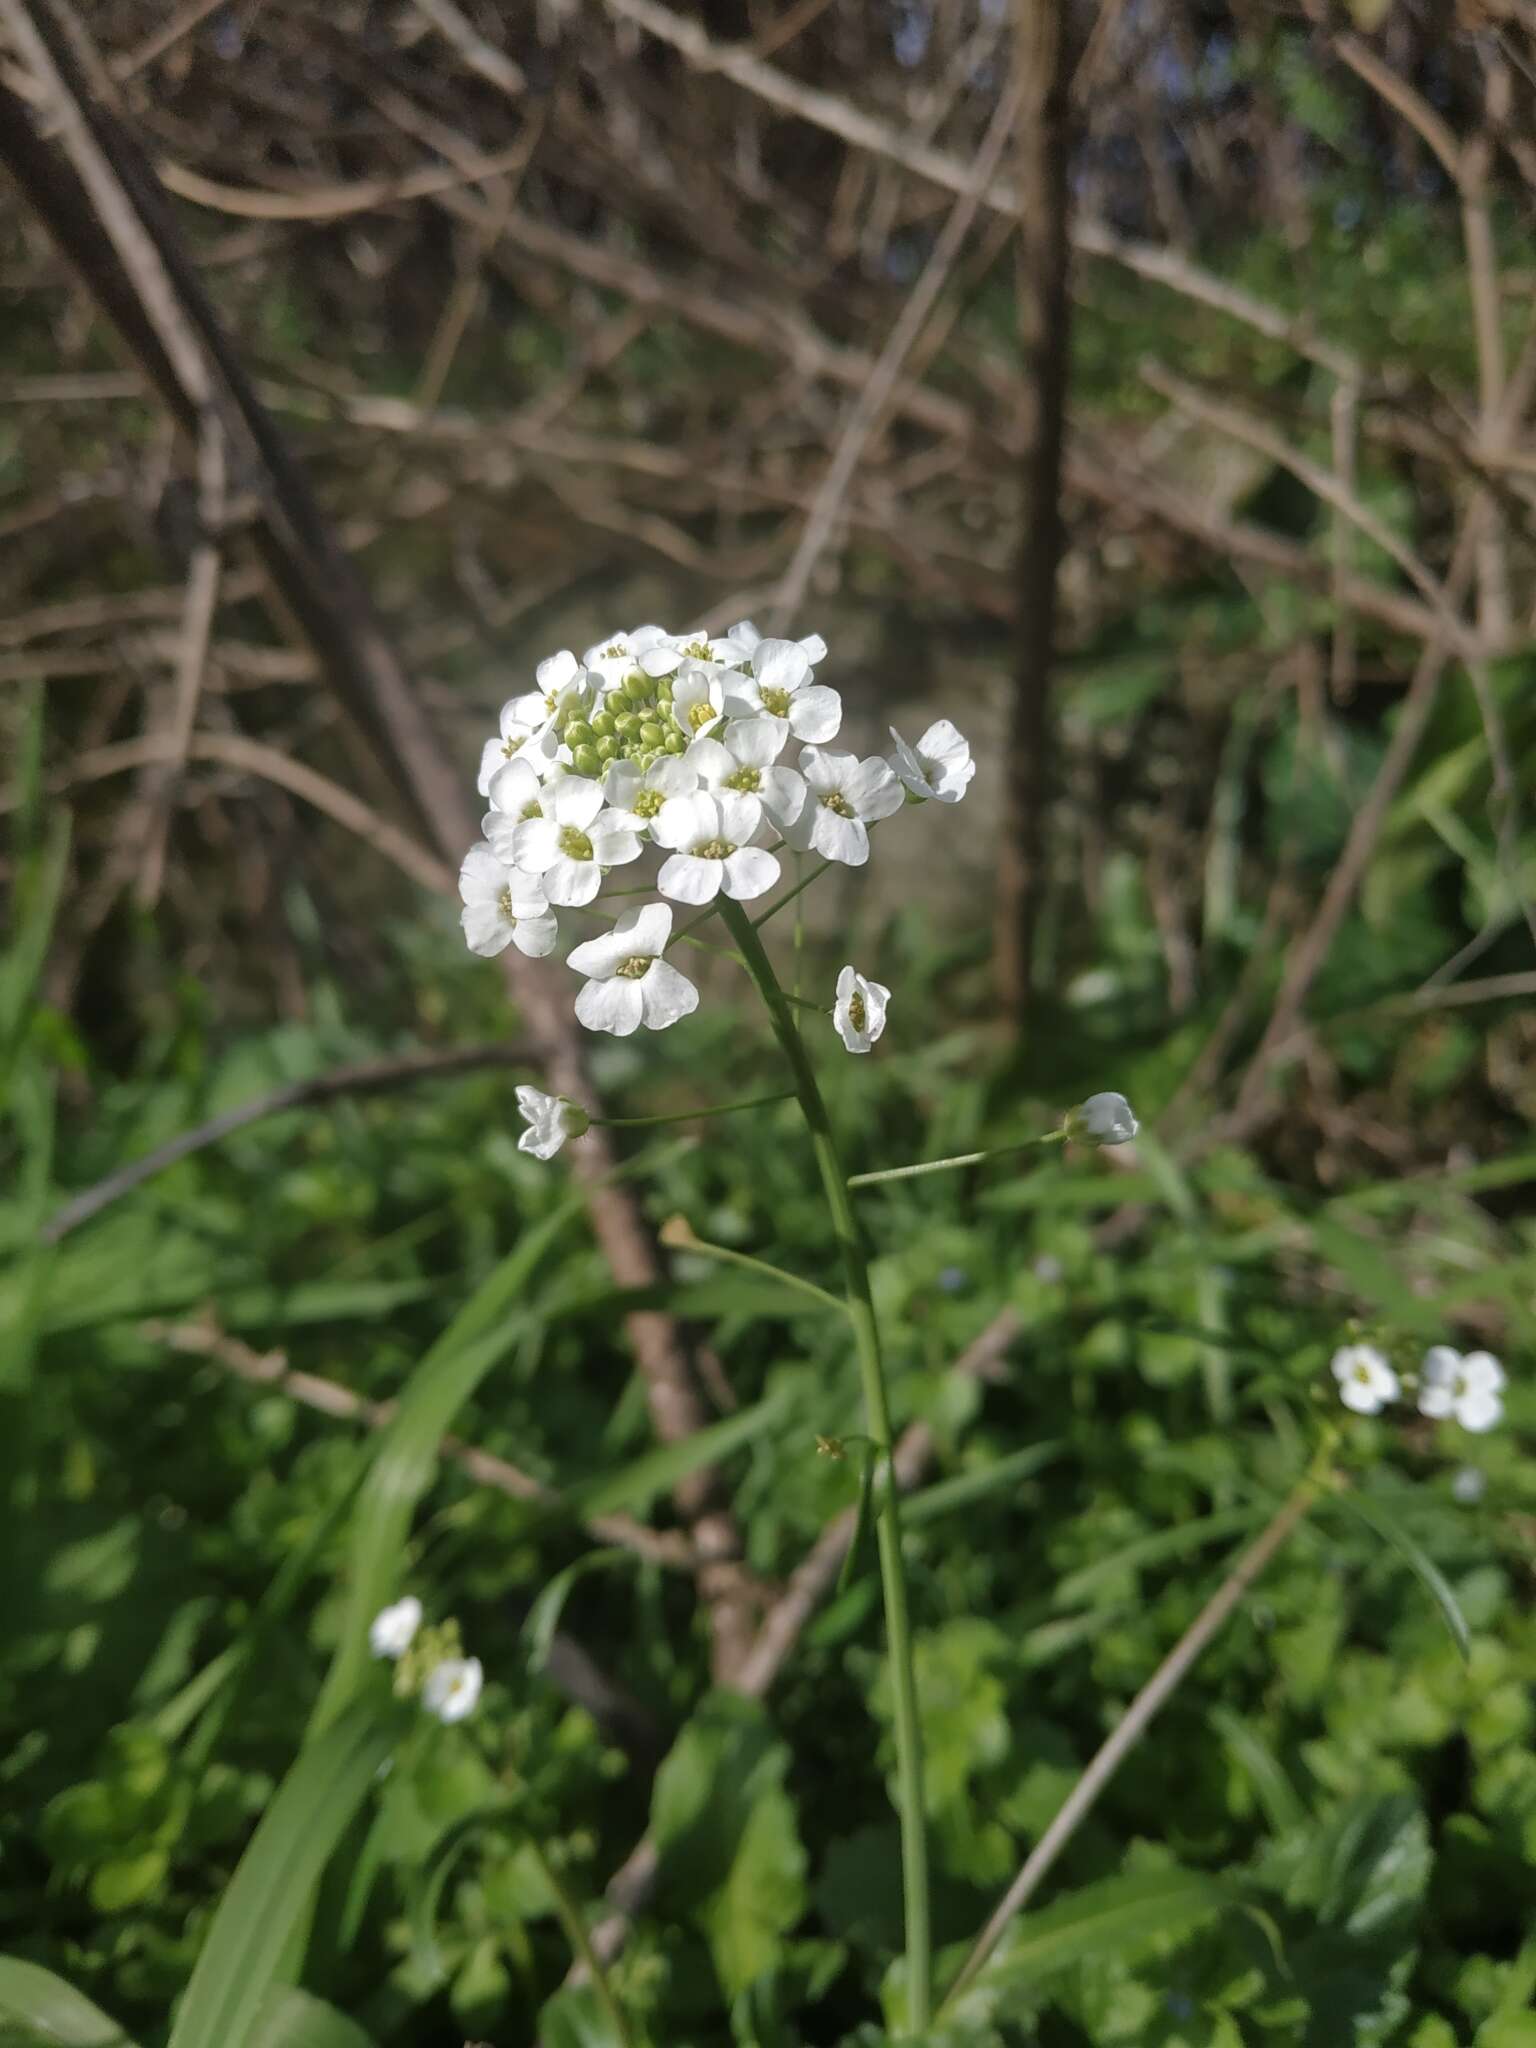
561;667;693;781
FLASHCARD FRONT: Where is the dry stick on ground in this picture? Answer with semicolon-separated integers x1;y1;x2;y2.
767;78;1021;627
575;1305;1024;1976
0;2;754;1684
941;1471;1325;2008
144;1315;694;1570
42;1043;539;1243
995;0;1074;1022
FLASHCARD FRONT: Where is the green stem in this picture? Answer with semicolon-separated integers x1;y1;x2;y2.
717;897;931;2032
596;1089;796;1129
752;857;832;927
848;1131;1063;1189
524;1834;636;2048
663;1220;849;1316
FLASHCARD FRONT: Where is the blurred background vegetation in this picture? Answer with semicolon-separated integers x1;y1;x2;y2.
2;1;1535;2043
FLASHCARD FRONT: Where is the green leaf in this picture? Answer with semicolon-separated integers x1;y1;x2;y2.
569;1386;791;1522
166;1704;399;2048
0;1958;136;2046
651;1694;807;1999
1338;1491;1472;1661
523;1549;636;1672
902;1442;1062;1529
245;1990;376;2048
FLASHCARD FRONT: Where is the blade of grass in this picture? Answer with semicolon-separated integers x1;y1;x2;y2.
1337;1490;1472;1661
0;1956;137;2046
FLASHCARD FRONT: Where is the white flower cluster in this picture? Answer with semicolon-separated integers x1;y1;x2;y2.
369;1596;483;1723
459;623;973;1037
1331;1341;1506;1432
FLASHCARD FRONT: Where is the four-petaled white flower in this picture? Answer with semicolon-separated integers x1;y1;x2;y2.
567;903;700;1036
369;1596;422;1660
670;665;726;742
422;1656;483;1724
458;844;558;958
784;747;903;865
833;965;890;1054
725;639;841;742
516;1085;589;1160
889;719;975;804
604;750;697;828
1418;1346;1504;1433
688;720;806;831
477;698;555;797
582;624;669;691
653;790;780;905
1071;1091;1139;1146
512;775;642;907
504;648;589;733
1331;1343;1400;1416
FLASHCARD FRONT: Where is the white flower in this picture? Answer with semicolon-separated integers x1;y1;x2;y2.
688;720;806;831
604;749;698;829
833;965;890;1053
582;625;670;691
783;746;903;865
670;664;726;741
512;775;642;907
458;843;558;958
507;648;589;730
1070;1091;1139;1146
889;719;975;804
1331;1342;1400;1416
1418;1346;1505;1433
636;629;749;679
422;1655;483;1723
727;618;828;667
477;699;556;797
567;902;700;1036
485;755;556;821
1451;1466;1487;1504
653;790;779;905
516;1085;589;1160
725;639;841;743
369;1596;422;1660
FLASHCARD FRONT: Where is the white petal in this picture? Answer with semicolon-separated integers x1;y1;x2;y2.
486;757;542;817
847;754;903;822
658;853;723;904
616;901;673;958
460;903;514;956
640;643;684;676
649;753;700;798
1340;1377;1386;1415
483;813;522;864
458;842;505;902
576;976;645;1036
813;808;869;866
604;759;643;808
550;776;605;829
653;791;716;851
796;630;828;663
753;639;810;694
589;823;643;867
477;736;507;796
567;925;630;979
798;745;847;796
1461;1350;1505;1394
1418;1382;1457;1419
537;650;581;693
888;726;933;798
1457;1388;1504;1433
715;790;763;845
727;716;789;768
686;738;735;790
639;959;699;1029
511;911;559;958
721;846;779;900
788;685;842;744
759;766;806;830
542;856;602;908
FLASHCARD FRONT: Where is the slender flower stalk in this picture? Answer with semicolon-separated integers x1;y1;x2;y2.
525;1834;638;2048
716;897;932;2033
660;1212;849;1316
848;1131;1064;1189
595;1088;797;1129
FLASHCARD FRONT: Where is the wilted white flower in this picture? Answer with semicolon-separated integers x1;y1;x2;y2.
784;747;903;865
1418;1346;1504;1433
369;1596;422;1660
889;719;975;804
688;720;806;831
654;790;780;904
567;902;699;1036
1451;1465;1487;1504
516;1085;590;1160
604;750;697;826
725;639;841;742
1331;1342;1400;1416
458;844;558;958
833;965;890;1053
512;775;642;907
422;1655;483;1724
1070;1091;1139;1145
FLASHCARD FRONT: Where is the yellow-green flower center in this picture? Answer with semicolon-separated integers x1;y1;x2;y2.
686;700;715;731
558;825;594;861
724;765;761;793
820;790;854;818
615;955;652;980
497;886;515;920
848;992;867;1034
634;787;665;819
693;838;736;860
760;685;791;717
521;800;543;821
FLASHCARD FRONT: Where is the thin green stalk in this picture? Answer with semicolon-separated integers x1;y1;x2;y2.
717;897;931;2032
661;1217;849;1315
524;1834;636;2048
848;1131;1061;1189
752;857;832;927
596;1088;796;1129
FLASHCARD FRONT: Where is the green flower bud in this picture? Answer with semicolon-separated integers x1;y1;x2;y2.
638;721;664;748
564;718;594;748
624;672;651;703
664;731;687;755
590;711;616;738
656;681;674;705
596;734;620;762
616;712;643;740
573;744;602;778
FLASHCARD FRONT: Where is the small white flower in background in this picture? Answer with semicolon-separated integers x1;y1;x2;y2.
689;720;807;831
422;1655;483;1724
458;844;558;959
725;639;842;742
516;1085;590;1160
369;1596;422;1660
833;965;890;1053
1069;1091;1139;1146
567;903;700;1036
889;720;975;804
1418;1346;1505;1433
1331;1342;1400;1416
1451;1466;1487;1505
654;790;780;905
512;775;642;908
784;747;903;865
